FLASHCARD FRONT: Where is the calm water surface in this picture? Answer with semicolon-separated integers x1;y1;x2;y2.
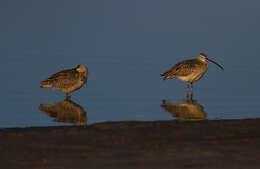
0;0;260;128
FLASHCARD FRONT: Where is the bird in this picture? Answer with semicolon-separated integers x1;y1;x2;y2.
160;53;223;98
40;64;88;99
39;99;87;125
161;99;207;120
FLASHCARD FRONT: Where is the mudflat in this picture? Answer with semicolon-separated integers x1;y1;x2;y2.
1;119;260;169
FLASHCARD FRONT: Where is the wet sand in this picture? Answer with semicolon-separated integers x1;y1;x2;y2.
1;119;260;169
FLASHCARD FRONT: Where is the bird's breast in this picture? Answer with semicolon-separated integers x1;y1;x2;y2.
176;70;207;82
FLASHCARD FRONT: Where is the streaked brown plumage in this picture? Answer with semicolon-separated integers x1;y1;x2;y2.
161;53;223;98
161;58;208;82
39;99;87;125
40;64;88;98
161;99;207;120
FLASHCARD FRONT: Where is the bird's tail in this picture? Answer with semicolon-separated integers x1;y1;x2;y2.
40;80;52;88
160;73;169;80
160;71;175;80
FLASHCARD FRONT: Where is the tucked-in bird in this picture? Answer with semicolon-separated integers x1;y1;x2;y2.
40;64;88;98
160;53;223;98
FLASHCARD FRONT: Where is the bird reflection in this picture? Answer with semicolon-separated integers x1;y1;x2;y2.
161;99;207;120
39;99;87;125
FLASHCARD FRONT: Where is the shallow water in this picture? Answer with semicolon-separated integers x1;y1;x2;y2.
0;0;260;128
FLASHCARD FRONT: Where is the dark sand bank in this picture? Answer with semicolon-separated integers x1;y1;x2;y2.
1;119;260;169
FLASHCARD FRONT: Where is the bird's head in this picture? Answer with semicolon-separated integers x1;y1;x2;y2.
198;53;207;62
197;53;224;70
76;64;88;73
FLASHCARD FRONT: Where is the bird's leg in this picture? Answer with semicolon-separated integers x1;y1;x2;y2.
66;93;71;100
186;82;190;99
190;82;193;100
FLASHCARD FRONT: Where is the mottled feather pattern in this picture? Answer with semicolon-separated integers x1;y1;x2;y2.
40;64;88;98
161;59;207;80
41;69;79;88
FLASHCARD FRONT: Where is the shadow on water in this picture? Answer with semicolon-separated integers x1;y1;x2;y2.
39;99;87;126
161;98;207;120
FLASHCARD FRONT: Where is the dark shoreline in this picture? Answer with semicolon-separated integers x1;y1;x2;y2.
1;119;260;169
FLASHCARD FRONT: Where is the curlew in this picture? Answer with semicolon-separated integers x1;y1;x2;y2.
40;64;88;98
160;53;223;98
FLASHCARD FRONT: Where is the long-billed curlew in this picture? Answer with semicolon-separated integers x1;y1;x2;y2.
160;53;223;98
40;64;88;98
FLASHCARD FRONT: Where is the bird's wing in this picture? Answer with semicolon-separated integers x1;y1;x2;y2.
163;59;202;77
42;69;80;88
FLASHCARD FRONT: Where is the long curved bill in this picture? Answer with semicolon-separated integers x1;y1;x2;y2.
206;58;224;70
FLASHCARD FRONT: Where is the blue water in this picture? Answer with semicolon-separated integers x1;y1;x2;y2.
0;0;260;128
